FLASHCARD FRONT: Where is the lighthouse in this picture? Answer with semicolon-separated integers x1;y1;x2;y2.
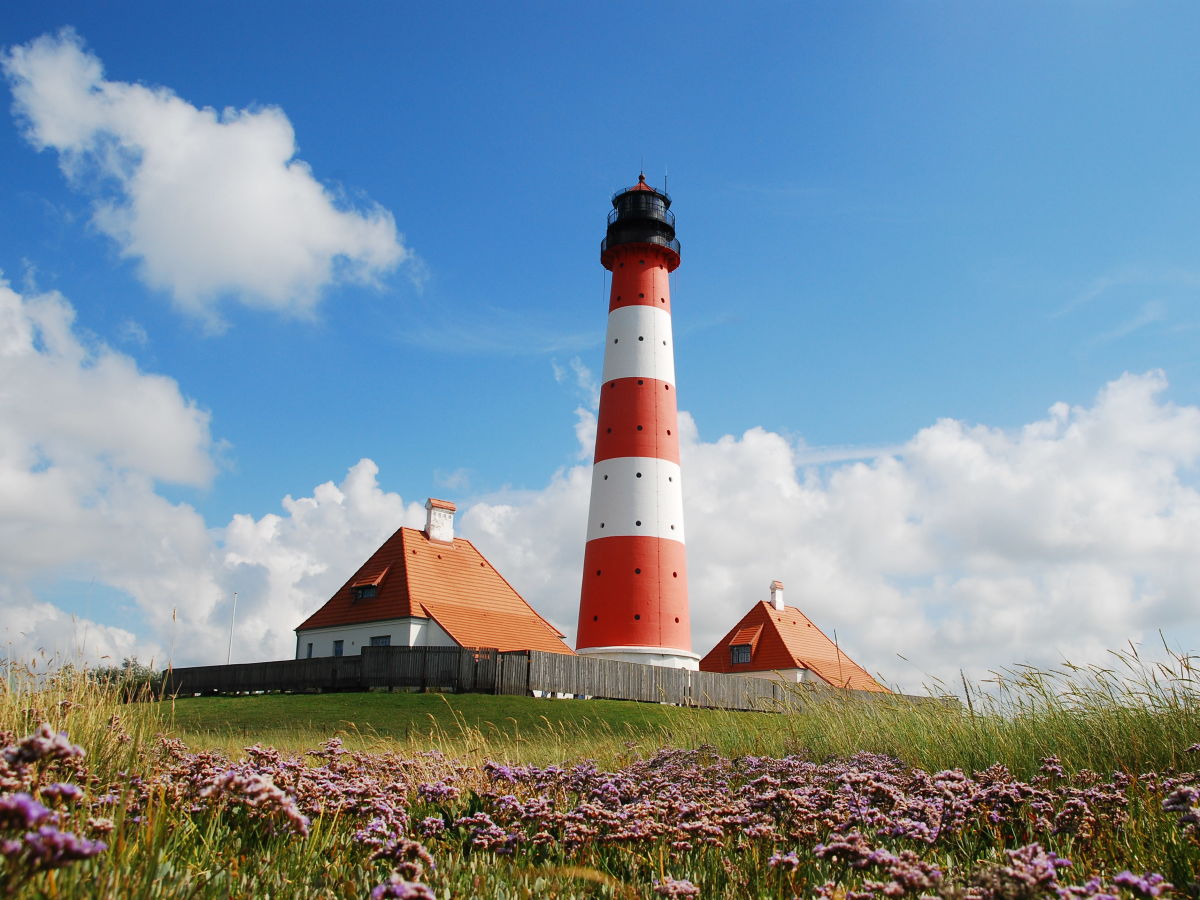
575;174;698;670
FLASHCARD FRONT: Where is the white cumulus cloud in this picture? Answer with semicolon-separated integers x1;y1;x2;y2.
0;278;429;667
465;371;1200;691
219;460;428;663
0;278;217;664
3;29;407;327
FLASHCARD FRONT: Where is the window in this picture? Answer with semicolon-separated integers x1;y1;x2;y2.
369;635;391;647
305;643;313;659
352;585;378;601
332;640;344;657
730;644;751;665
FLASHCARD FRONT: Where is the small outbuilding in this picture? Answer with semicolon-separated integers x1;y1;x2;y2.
699;581;889;692
295;498;573;659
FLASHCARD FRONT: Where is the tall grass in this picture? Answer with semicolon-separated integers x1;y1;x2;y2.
1;659;165;775
162;645;1200;777
770;644;1200;778
167;694;799;767
2;646;1197;899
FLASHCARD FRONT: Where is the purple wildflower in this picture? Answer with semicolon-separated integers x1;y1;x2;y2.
0;793;56;829
872;849;943;897
370;873;436;899
1112;872;1171;899
1163;785;1200;829
961;844;1074;900
417;781;460;802
815;831;882;869
40;783;85;806
1039;756;1066;779
2;724;85;768
768;850;800;872
652;875;701;897
483;761;518;783
418;816;446;837
86;817;114;836
90;792;119;809
353;815;401;849
372;837;435;881
1058;876;1120;900
199;770;310;836
1002;843;1072;886
307;737;347;762
6;825;106;872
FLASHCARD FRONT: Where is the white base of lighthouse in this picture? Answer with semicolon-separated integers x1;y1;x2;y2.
576;645;700;670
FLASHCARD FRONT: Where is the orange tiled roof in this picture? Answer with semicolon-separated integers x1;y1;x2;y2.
700;601;889;693
419;601;568;654
296;527;573;654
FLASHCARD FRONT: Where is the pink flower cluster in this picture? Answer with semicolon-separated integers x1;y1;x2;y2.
0;725;105;892
389;745;1181;898
3;719;1195;898
197;768;311;836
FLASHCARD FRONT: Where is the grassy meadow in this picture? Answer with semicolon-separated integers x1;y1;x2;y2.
2;648;1199;898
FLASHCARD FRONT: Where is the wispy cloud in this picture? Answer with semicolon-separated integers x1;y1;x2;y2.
793;442;904;465
551;357;599;461
1086;299;1166;348
1053;267;1200;319
552;356;599;409
677;309;738;336
117;319;148;346
433;467;472;492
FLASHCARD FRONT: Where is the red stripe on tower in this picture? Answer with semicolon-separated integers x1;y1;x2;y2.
575;174;698;670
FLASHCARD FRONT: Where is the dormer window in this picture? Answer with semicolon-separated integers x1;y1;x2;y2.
350;567;387;602
727;624;760;665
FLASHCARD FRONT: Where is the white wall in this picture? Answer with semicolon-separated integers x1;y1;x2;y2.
577;645;700;670
295;616;456;659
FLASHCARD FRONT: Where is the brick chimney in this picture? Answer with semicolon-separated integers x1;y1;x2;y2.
424;498;457;543
769;580;785;611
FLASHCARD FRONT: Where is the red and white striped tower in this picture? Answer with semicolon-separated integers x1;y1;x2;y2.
575;174;697;670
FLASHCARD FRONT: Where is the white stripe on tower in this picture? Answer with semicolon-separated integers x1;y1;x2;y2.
600;306;676;385
584;457;684;543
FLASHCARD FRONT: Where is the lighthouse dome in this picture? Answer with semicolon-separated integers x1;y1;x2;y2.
602;173;680;267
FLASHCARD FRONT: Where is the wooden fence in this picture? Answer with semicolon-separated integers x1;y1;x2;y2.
525;650;788;709
163;646;914;712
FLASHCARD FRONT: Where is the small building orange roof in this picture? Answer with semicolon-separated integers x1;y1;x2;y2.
296;526;573;654
700;601;889;693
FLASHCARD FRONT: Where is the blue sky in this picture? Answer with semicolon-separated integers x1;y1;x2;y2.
3;2;1199;690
